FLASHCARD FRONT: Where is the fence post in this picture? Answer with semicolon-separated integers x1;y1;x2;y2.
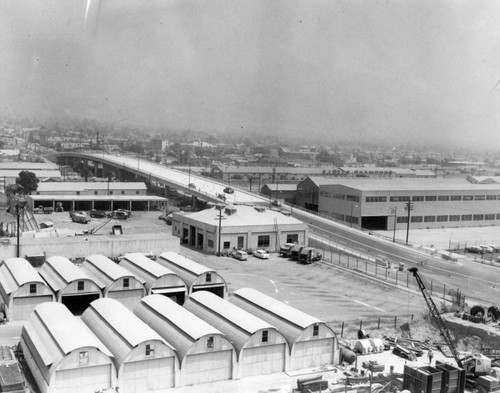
359;320;363;331
347;255;350;268
341;322;344;338
406;273;409;287
375;262;378;276
430;280;433;294
394;316;397;329
378;317;381;329
356;258;359;270
396;270;398;285
339;253;341;265
385;268;387;280
411;314;414;321
443;284;446;300
365;260;368;273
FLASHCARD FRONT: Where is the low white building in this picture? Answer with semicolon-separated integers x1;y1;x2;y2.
80;254;146;310
156;252;227;298
21;302;116;393
81;298;179;392
231;288;338;371
184;291;288;378
172;205;308;254
39;256;102;315
118;253;187;304
134;295;236;386
0;258;54;321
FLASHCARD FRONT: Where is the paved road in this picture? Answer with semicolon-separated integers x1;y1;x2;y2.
292;209;500;305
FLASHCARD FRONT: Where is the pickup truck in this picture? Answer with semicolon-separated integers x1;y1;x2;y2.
70;211;91;224
279;243;296;257
298;247;322;264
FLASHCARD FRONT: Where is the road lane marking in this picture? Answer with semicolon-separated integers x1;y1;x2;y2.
269;279;279;294
352;299;385;312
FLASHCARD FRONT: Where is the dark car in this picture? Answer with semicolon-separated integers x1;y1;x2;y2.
89;209;108;218
112;210;129;220
223;187;234;194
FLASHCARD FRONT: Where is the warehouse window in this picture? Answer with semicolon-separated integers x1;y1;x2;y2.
206;273;212;283
390;196;410;202
109;191;113;195
450;195;462;201
237;236;244;249
412;196;424;201
207;336;214;349
94;191;98;195
437;215;448;222
262;330;269;343
475;195;485;201
411;216;423;223
313;324;319;337
136;191;140;195
223;241;230;249
461;215;472;221
207;239;214;248
396;217;408;223
257;235;270;248
425;196;437;201
145;344;154;357
365;196;387;202
473;214;484;221
485;214;495;220
487;195;497;201
76;191;80;195
449;215;460;222
29;284;37;294
424;216;435;222
121;191;125;195
287;234;299;243
438;196;449;201
77;281;85;291
463;195;473;201
78;351;89;365
123;278;130;288
346;195;359;202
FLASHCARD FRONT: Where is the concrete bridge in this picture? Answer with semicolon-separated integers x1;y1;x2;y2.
48;152;268;206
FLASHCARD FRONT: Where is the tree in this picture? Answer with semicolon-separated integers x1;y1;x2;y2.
16;171;39;194
74;162;93;182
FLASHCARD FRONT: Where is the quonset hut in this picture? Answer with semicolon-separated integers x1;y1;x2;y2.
39;256;102;315
0;258;54;321
231;288;338;370
21;302;116;393
81;298;178;392
80;255;146;310
184;291;288;378
118;253;187;304
156;252;227;298
134;295;236;386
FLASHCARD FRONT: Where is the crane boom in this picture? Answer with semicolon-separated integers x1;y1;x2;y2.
408;267;463;368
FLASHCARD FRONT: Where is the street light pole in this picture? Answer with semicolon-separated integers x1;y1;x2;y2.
16;204;21;258
405;201;414;245
392;206;397;243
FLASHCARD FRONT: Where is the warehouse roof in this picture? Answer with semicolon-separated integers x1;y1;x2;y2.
81;255;144;288
119;253;175;279
37;182;146;192
216;165;339;175
262;183;297;191
316;178;500;192
158;252;212;277
22;302;112;367
39;256;100;292
187;291;273;335
0;170;61;179
176;205;306;227
82;299;173;367
233;288;321;329
1;258;45;291
0;162;58;170
28;195;166;201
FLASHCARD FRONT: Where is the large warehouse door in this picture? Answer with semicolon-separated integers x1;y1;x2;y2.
53;364;111;393
122;356;175;393
183;350;232;385
240;344;286;378
61;293;100;315
291;338;334;370
107;289;144;310
361;216;388;230
12;295;53;321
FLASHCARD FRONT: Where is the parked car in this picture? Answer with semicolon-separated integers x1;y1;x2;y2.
253;249;270;259
488;245;500;252
466;246;482;253
223;187;234;194
158;213;173;225
217;193;227;201
279;243;296;257
479;245;494;253
188;183;196;189
271;200;282;207
232;250;249;261
70;211;91;224
298;247;322;264
89;209;108;218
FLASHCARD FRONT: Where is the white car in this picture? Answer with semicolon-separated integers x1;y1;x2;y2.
232;251;249;261
253;250;270;259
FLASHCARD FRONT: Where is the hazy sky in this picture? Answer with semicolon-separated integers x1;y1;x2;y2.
2;0;500;147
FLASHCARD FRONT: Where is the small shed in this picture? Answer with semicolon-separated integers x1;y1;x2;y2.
0;258;54;321
21;302;116;393
81;298;178;393
80;255;146;310
185;291;288;378
231;288;338;371
118;253;187;304
157;252;227;298
39;256;102;315
134;295;235;386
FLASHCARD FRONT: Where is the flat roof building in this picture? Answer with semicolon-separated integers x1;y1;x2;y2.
231;288;338;371
39;256;102;315
0;258;54;321
81;298;178;392
118;253;187;304
156;252;227;298
80;255;146;310
172;205;308;254
21;302;115;393
134;295;236;386
185;291;288;378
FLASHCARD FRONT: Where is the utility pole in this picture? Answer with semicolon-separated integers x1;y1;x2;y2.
392;206;397;242
405;201;414;245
